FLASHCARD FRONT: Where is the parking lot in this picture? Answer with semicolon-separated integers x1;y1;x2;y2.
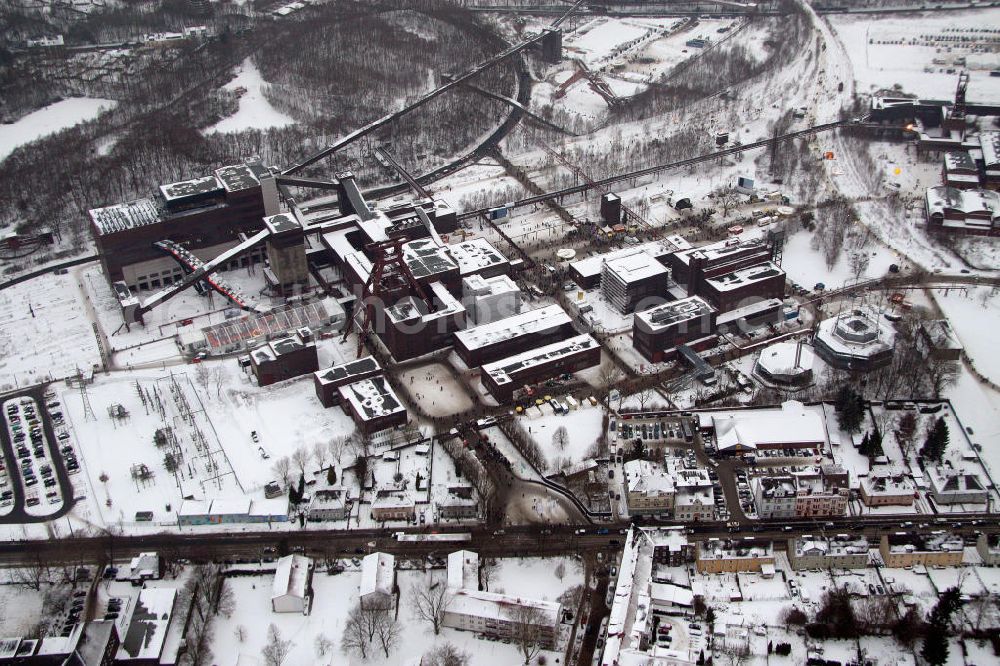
0;386;78;522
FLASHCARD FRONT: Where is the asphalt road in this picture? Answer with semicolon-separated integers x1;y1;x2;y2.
2;512;999;568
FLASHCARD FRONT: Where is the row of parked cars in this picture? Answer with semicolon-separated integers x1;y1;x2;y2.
2;390;77;511
5;397;57;508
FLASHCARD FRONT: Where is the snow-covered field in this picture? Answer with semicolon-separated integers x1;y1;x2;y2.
829;9;1000;99
0;271;102;391
0;97;116;162
936;286;1000;384
204;58;295;134
524;403;604;473
780;228;900;290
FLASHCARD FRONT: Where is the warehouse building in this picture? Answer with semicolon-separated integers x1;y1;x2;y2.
568;239;678;289
700;261;786;313
271;555;314;614
668;237;777;297
942;151;982;189
480;334;601;402
380;281;466;361
454;304;575;367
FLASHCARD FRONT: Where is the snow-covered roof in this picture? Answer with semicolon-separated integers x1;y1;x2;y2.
463;273;520;298
447;550;480;591
920;319;962;352
944;151;977;172
712;401;827;451
360;552;395;598
650;582;693;607
158;175;222;203
634;296;713;332
448;589;561;627
980;131;1000;167
447;238;509;275
272;554;312;601
209;498;252;515
371;491;414;510
386;281;464;324
756;340;815;377
403;238;458;279
671;236;767;267
454;304;570;351
570;239;677;280
699;539;773;561
127;552;160;580
886;532;964;554
793;535;868;557
704;261;783;292
314;356;381;386
860;473;915;496
116;588;176;662
89;198;162;235
623;460;675;497
338;376;405;421
602;251;669;284
925;186;1000;219
481;334;598;386
815;306;896;359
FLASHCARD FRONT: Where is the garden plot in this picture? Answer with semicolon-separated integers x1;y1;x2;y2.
0;271;102;391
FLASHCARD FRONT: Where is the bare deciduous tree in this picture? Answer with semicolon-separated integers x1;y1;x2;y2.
422;642;471;666
552;425;569;451
314;633;333;659
272;456;291;487
10;556;50;591
507;604;546;665
374;608;400;658
311;440;328;471
411;578;453;635
261;623;293;666
480;557;499;592
291;446;310;476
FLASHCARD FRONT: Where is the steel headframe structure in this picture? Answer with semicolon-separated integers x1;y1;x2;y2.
344;237;434;358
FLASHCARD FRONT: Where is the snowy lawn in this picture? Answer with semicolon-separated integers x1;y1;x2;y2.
0;97;116;163
522;404;605;474
0;271;102;391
